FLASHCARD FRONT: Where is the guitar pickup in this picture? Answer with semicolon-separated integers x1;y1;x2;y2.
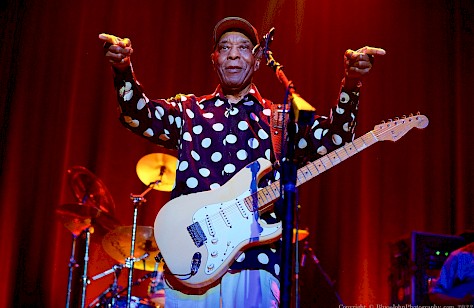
187;222;207;248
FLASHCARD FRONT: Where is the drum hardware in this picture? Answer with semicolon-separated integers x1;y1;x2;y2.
59;166;119;308
122;152;177;307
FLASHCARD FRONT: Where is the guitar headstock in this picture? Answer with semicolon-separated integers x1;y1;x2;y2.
373;113;429;142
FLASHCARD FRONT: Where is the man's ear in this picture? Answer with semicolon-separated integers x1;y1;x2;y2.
254;58;260;71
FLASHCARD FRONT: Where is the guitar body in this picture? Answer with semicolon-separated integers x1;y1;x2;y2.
154;158;282;288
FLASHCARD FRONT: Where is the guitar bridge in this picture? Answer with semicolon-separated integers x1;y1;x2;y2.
187;222;207;248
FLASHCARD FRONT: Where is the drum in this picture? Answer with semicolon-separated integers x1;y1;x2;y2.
104;295;156;308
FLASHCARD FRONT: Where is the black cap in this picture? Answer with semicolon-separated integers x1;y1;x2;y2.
213;17;259;48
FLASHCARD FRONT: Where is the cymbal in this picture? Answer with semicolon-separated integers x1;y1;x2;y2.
293;229;309;243
56;203;120;237
67;166;116;214
136;153;177;191
102;225;160;271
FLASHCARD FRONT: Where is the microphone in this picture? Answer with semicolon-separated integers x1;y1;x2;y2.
190;252;202;276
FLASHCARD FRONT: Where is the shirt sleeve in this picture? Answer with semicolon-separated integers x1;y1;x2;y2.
112;64;188;150
293;82;360;164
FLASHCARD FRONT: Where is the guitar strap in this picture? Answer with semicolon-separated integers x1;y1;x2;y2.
270;103;290;166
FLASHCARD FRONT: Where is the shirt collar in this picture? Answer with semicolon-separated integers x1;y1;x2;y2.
208;83;266;107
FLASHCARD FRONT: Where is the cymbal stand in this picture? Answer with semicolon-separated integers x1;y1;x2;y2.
81;228;92;308
301;241;344;305
65;234;78;308
126;181;158;308
88;263;123;307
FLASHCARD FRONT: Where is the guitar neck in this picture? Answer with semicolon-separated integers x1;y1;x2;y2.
245;131;378;212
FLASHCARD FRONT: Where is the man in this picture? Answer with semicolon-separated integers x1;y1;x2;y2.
429;240;474;305
100;16;385;307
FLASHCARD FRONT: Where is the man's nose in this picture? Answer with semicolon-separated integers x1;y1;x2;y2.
227;47;240;59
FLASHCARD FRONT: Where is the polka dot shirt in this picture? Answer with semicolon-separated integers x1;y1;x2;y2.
113;65;360;281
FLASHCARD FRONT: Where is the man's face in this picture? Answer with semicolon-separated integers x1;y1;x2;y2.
212;31;259;93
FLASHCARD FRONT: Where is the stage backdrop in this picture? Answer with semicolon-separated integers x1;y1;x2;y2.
1;0;473;306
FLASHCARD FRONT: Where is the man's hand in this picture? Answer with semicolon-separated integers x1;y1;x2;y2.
99;33;133;70
343;46;386;89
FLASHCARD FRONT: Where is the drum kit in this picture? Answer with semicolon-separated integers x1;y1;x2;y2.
57;153;312;308
57;153;176;308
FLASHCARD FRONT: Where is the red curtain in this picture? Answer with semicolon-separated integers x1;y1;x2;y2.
1;0;473;306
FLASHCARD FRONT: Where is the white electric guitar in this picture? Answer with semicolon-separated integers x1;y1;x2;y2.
154;113;429;288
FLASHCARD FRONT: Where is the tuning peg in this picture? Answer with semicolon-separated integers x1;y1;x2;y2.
388;119;393;122
380;120;386;124
394;117;400;120
416;111;420;115
409;113;414;117
402;115;407;119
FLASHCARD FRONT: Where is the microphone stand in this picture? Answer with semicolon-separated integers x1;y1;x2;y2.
261;28;315;308
301;241;345;305
126;176;162;308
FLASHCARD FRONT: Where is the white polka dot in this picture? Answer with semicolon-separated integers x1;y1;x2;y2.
332;134;342;145
225;134;237;144
343;122;350;132
213;123;224;131
186;177;198;189
178;160;189;171
243;101;254;106
229;107;239;116
263;108;271;116
159;134;170;141
274;264;280;276
143;128;154;137
248;138;259;149
314;128;323;140
317;146;327;155
186;109;195;119
336;106;345;114
236;252;246;262
191;150;201;161
183;132;192;142
137;98;146;110
298;138;307;149
203;113;214;119
340;92;350;104
258;129;269;140
249;88;256;94
215;99;224;107
257;253;269;264
210;183;221;190
193;125;203;134
265;149;271;160
238;121;249;131
175;117;182;128
311;119;320;129
168;115;175;124
270;247;276;253
123;89;133;101
177;102;183;112
270;213;277;219
155;106;165;120
224;164;236;174
202;138;212;148
180;95;187;102
211;152;222;162
250;113;259;122
237;149;248;160
124;116;139;127
199;168;210;177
